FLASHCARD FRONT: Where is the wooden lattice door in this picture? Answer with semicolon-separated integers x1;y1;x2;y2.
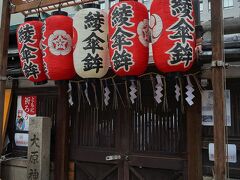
71;105;187;180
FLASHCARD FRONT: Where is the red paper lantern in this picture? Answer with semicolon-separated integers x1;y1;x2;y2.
109;0;149;76
17;17;47;84
42;11;75;80
150;0;196;73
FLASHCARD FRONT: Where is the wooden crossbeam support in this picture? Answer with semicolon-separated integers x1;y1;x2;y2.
0;0;10;154
10;0;97;15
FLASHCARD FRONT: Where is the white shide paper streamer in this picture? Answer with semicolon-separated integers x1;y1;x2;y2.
104;85;110;106
154;75;163;104
175;83;180;102
68;82;74;106
129;80;137;104
84;82;91;105
185;76;195;106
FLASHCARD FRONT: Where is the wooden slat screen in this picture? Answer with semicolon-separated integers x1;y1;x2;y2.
131;107;186;154
71;77;187;155
75;106;116;149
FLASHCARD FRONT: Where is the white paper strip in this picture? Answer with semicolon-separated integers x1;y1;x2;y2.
84;82;91;105
202;90;232;126
68;82;74;106
209;143;237;163
129;80;137;104
154;75;163;104
15;133;28;147
104;85;110;106
185;76;195;106
175;83;180;102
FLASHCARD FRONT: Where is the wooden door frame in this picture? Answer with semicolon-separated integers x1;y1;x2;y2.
0;0;10;155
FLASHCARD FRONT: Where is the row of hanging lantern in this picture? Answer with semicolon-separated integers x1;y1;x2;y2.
17;0;196;84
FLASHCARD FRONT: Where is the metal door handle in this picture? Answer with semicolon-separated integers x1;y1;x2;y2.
105;155;121;161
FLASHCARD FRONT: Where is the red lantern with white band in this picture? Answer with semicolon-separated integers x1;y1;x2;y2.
42;11;75;80
150;0;196;73
73;4;109;79
17;17;47;84
109;0;149;77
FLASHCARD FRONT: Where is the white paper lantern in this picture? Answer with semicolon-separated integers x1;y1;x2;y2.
73;4;109;79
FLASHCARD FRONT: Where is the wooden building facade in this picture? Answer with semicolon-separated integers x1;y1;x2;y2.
1;0;240;180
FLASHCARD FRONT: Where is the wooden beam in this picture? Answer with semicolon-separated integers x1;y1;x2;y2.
10;0;97;14
55;81;70;180
202;17;240;34
11;0;76;5
211;0;226;179
186;88;202;180
0;0;10;154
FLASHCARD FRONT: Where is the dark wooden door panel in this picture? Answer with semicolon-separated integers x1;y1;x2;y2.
71;149;119;164
128;155;185;170
129;167;184;180
76;162;118;180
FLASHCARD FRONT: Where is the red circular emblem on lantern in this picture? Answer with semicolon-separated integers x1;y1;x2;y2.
42;11;75;80
17;17;47;84
150;0;196;73
109;1;149;76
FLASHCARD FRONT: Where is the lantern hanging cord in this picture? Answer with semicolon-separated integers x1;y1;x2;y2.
69;71;201;85
58;0;63;12
5;71;201;84
37;0;44;20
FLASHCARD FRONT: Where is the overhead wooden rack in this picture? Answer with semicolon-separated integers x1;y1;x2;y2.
10;0;98;15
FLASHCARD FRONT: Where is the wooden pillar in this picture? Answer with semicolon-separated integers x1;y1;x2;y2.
193;0;200;25
0;0;10;154
187;89;202;180
211;0;226;179
55;81;70;180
